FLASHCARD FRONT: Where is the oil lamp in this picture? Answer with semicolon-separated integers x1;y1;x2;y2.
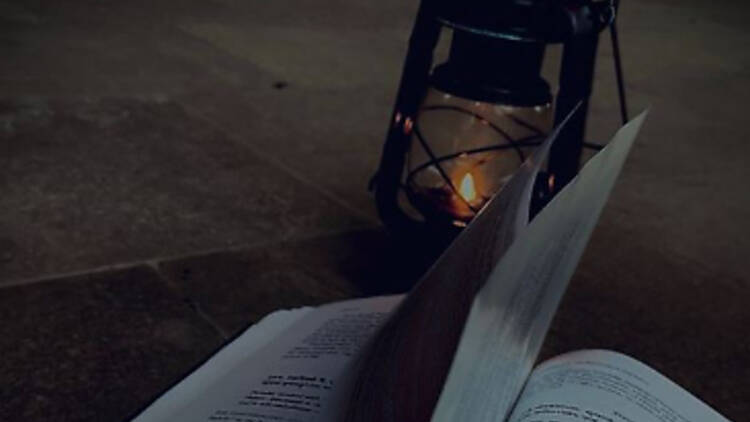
371;0;627;241
403;31;554;227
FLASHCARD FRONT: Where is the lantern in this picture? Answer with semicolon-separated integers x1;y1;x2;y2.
371;0;628;242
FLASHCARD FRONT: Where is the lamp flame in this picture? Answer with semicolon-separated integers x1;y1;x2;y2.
458;172;477;203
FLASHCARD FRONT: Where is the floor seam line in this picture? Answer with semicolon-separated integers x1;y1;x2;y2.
0;225;377;289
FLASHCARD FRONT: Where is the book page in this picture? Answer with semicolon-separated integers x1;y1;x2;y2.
509;350;730;422
430;112;648;422
132;306;313;421
346;106;579;422
132;295;403;422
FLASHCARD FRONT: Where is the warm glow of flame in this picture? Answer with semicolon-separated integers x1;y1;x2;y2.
459;172;477;203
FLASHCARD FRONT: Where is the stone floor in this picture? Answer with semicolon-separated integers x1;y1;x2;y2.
1;0;749;421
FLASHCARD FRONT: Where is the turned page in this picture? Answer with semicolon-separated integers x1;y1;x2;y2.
509;350;730;422
428;113;648;422
132;295;403;422
346;107;578;422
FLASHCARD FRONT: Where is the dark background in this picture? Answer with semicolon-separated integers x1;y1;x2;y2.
1;0;749;420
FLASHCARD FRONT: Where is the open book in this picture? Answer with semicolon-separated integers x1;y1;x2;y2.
130;111;731;422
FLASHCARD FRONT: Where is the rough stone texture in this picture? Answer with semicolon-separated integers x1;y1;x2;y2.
0;266;223;422
158;229;430;336
578;0;750;280
0;98;367;283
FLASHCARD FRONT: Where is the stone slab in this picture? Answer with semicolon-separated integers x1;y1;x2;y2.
0;265;223;422
0;98;368;284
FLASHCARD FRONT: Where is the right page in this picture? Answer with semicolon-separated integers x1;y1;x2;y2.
509;349;731;422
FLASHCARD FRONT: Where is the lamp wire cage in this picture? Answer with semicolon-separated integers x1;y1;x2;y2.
403;102;550;224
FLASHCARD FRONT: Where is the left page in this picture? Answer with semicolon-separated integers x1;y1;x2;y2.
131;295;403;422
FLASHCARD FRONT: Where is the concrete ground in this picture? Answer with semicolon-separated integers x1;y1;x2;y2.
1;0;749;420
